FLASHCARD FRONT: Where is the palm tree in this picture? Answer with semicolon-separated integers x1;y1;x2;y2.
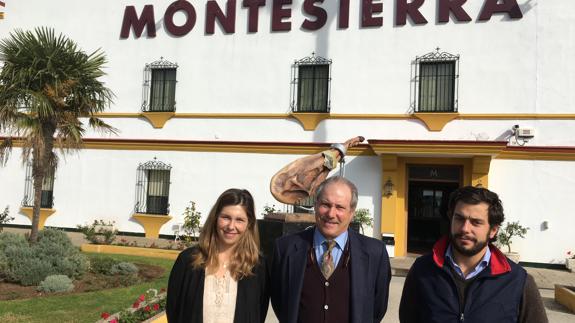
0;27;117;242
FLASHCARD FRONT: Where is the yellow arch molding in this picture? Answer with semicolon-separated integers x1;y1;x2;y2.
132;213;172;239
20;207;56;230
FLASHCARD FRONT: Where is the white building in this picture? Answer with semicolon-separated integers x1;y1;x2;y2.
1;0;574;265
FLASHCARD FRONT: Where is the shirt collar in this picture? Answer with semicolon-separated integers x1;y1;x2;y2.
313;227;348;250
445;243;491;279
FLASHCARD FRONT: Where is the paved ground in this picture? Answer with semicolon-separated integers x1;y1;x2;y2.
5;228;575;321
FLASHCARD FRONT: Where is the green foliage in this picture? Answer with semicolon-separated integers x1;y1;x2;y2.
353;208;373;234
262;204;280;216
497;221;529;253
110;262;139;275
37;274;74;293
77;220;118;245
0;27;116;242
89;256;119;275
0;232;28;281
0;229;87;286
181;201;202;247
0;206;14;232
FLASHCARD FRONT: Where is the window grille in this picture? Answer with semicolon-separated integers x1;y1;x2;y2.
142;57;178;112
291;53;332;113
292;195;316;214
134;158;172;215
22;163;55;208
412;48;459;112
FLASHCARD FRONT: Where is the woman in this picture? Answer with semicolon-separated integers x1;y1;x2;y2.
167;189;268;323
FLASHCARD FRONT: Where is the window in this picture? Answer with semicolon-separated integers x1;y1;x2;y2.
135;158;172;215
142;58;178;112
291;53;332;113
413;49;459;112
22;163;55;208
292;195;315;214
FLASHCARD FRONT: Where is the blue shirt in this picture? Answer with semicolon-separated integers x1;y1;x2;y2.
445;244;491;280
313;228;348;268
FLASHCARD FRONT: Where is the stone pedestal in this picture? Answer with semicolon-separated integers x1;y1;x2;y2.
257;213;316;260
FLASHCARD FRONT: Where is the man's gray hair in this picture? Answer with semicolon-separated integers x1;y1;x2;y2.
314;176;358;210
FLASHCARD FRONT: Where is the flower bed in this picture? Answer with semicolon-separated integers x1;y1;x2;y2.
99;288;167;323
82;244;180;260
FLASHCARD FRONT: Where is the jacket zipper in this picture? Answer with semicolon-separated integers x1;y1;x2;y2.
460;312;464;322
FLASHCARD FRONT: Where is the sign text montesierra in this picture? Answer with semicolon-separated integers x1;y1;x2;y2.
120;0;523;38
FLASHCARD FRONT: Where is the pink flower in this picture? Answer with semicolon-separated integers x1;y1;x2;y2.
100;312;110;319
144;305;151;312
138;294;146;301
132;301;140;308
153;303;160;311
110;319;118;323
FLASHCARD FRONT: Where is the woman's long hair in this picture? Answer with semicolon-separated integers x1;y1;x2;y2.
191;188;260;280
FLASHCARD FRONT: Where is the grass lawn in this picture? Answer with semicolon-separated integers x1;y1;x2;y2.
0;253;175;323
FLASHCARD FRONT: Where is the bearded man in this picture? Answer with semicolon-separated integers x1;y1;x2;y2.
399;186;547;323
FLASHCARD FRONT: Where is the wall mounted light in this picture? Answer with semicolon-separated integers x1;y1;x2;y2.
383;179;394;197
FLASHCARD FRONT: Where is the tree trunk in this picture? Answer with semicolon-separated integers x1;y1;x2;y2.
28;126;56;243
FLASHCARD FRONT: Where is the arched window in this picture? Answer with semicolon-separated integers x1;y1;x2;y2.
412;48;459;112
142;57;178;112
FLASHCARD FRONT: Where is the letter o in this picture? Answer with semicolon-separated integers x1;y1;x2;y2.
164;0;196;37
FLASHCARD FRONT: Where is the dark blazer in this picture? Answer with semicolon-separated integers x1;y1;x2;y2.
270;227;391;323
166;246;269;323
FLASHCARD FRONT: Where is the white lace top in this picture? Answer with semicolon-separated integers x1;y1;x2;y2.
203;270;238;323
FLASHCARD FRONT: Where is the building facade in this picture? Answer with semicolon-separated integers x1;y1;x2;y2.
1;0;574;264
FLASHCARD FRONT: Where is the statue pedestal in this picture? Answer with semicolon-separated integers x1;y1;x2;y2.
257;213;316;260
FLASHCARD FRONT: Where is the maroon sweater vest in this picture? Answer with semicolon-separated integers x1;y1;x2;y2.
298;243;351;323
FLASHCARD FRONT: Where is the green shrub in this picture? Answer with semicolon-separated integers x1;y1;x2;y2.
77;220;118;245
90;256;119;275
110;262;139;275
0;233;28;280
0;206;14;232
0;229;87;286
37;274;74;293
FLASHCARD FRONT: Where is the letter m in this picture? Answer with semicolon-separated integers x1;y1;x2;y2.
120;5;156;39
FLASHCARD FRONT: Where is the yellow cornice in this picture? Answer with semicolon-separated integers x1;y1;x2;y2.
92;112;575;131
368;140;508;157
5;136;575;161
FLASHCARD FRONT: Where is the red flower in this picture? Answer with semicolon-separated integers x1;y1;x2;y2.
138;294;146;301
132;301;140;308
110;319;118;323
144;305;151;312
100;312;110;319
153;303;160;311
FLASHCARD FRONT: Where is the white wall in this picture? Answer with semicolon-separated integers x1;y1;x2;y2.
490;158;575;264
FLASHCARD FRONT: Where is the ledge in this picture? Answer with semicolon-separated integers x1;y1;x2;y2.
20;207;56;229
555;284;575;313
81;244;179;260
290;112;330;131
141;112;175;128
132;213;173;239
413;112;459;131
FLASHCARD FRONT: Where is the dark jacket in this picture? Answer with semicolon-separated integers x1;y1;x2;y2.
166;246;269;323
399;236;548;323
270;227;391;323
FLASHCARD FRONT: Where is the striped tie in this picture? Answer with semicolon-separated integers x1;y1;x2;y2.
321;240;336;279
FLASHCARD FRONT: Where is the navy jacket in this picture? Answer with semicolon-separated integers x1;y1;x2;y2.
270;227;391;323
399;236;527;323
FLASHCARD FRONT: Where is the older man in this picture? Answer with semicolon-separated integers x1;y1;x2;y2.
270;176;391;323
399;186;547;323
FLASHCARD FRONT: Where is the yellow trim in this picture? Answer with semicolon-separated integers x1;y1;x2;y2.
81;244;179;260
555;284;575;314
141;112;175;128
369;142;507;157
413;113;459;131
0;12;4;20
20;207;56;230
289;113;330;130
132;214;173;239
497;150;575;161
